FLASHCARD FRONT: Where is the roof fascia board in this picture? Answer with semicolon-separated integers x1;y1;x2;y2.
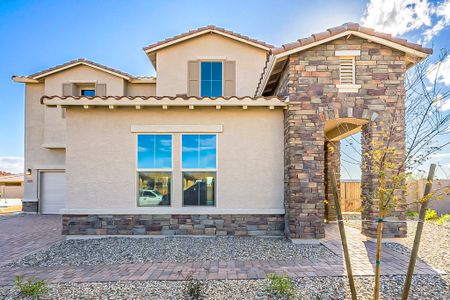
12;76;40;83
33;62;131;80
130;78;156;84
144;29;271;54
277;31;429;59
256;55;277;96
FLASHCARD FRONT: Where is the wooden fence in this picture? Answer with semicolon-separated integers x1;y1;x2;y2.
340;181;361;212
340;179;450;214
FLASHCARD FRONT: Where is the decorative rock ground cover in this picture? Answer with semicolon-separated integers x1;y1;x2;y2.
1;275;449;299
7;237;334;267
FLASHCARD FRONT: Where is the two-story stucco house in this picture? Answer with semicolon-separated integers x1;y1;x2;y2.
13;23;431;239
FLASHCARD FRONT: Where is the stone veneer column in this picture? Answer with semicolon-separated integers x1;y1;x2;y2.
284;95;326;239
361;116;407;238
324;141;340;222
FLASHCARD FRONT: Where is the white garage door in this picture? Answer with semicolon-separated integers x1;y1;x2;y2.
40;172;66;214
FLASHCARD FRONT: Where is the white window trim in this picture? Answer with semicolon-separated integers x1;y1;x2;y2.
135;133;174;208
181;133;218;207
199;61;224;97
131;125;223;133
335;50;361;93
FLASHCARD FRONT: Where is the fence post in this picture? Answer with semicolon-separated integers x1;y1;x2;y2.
401;164;436;300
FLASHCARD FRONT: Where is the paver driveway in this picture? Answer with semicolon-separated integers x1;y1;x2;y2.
0;214;63;266
0;214;444;285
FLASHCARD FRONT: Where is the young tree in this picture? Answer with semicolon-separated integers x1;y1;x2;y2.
331;49;450;299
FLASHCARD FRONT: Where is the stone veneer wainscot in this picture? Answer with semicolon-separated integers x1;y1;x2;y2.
62;214;285;236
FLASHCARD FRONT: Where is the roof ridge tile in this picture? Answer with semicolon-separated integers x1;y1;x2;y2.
27;58;138;80
270;22;432;55
143;25;274;52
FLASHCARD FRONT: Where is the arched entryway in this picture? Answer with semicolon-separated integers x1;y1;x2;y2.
324;118;367;223
323;116;407;238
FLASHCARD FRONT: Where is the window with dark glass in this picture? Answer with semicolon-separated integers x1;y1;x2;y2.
200;62;222;97
137;134;172;206
182;134;217;206
81;89;95;96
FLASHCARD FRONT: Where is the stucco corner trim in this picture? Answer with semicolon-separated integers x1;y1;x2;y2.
131;124;224;133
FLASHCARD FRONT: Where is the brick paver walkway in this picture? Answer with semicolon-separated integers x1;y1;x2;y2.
0;214;63;266
0;215;444;285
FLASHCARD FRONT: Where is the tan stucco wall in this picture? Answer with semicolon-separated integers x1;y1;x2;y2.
23;84;65;202
156;33;267;97
126;83;156;96
43;107;66;146
44;65;126;96
64;107;284;213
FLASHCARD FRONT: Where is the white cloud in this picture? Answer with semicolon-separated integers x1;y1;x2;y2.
423;0;450;43
0;157;24;174
361;0;431;36
430;94;450;111
430;152;450;159
361;0;450;44
427;56;450;86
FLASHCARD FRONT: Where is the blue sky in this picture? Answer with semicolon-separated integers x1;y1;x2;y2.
0;0;449;178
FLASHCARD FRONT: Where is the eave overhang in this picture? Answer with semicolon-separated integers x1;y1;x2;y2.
41;95;286;109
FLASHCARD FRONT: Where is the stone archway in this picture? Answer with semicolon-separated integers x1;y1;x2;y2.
324;118;368;223
323;114;407;238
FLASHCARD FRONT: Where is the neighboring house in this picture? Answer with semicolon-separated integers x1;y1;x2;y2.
13;23;431;239
0;174;24;213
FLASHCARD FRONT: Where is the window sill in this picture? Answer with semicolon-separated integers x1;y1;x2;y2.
336;84;361;93
60;208;286;215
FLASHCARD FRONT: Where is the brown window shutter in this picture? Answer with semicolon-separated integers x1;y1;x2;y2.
62;83;74;96
224;61;236;97
95;83;107;96
187;61;199;97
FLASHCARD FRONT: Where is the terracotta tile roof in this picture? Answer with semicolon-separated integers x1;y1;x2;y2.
0;171;12;177
41;95;283;102
28;58;137;80
143;25;274;52
40;95;286;108
271;22;432;55
0;174;24;183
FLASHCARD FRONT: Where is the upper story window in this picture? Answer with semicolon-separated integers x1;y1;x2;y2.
200;62;223;97
137;134;172;207
62;82;107;97
81;89;95;96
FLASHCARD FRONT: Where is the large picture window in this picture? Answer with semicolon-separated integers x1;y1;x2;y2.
137;134;172;206
200;62;222;97
182;134;217;206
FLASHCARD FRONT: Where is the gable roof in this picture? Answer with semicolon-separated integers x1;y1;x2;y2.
143;25;274;54
256;22;433;96
272;23;432;56
12;58;155;83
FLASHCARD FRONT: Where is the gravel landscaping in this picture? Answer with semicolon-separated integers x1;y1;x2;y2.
345;220;450;273
7;237;335;267
1;275;449;299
